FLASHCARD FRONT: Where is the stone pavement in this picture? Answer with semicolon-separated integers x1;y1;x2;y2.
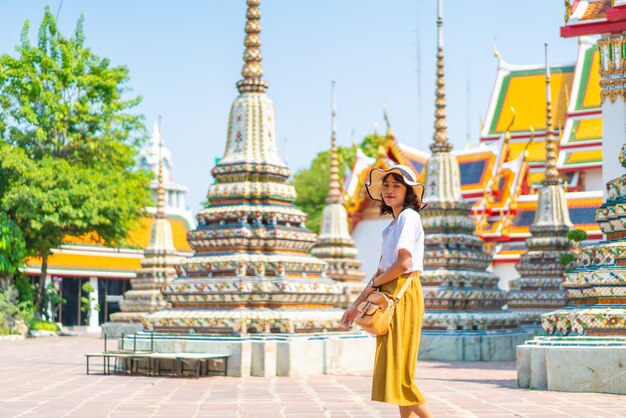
0;335;624;418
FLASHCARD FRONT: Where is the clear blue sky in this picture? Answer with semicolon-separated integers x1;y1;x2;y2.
0;1;578;213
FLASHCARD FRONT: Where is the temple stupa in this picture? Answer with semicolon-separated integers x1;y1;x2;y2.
517;0;626;395
310;82;366;306
142;0;347;335
417;0;527;361
506;46;573;329
103;123;181;336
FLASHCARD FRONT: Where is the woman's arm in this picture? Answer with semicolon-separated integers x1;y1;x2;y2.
350;268;382;307
371;249;412;287
341;268;382;326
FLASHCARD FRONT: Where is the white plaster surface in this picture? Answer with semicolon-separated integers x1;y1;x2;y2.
101;322;144;338
251;340;277;377
517;345;626;395
123;333;374;377
601;99;626;194
88;277;100;332
584;168;604;192
546;346;626;395
351;218;388;277
419;331;532;361
492;262;519;291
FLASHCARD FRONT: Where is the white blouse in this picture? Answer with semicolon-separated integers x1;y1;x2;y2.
377;209;424;273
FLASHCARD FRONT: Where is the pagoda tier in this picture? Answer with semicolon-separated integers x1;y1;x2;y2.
419;0;518;332
310;83;365;307
506;46;573;326
542;144;626;336
141;0;345;334
421;198;517;331
110;126;180;323
507;223;571;325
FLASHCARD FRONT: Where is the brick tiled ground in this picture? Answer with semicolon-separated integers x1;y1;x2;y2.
0;335;624;418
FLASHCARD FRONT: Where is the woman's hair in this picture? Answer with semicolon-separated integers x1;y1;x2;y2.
379;173;423;217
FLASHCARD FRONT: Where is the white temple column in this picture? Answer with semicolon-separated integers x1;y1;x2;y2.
87;277;100;332
601;99;626;194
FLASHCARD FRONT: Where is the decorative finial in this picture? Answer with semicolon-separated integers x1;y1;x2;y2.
236;0;269;93
383;102;393;136
493;38;502;65
543;43;560;185
430;0;452;154
156;115;166;219
327;81;341;204
505;107;515;144
524;126;535;160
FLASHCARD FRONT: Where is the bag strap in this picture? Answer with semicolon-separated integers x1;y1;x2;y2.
395;273;416;300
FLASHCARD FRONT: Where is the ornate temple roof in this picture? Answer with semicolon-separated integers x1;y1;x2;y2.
24;214;192;279
562;0;626;37
345;39;604;261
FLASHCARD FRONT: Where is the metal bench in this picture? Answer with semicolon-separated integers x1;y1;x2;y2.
85;351;229;377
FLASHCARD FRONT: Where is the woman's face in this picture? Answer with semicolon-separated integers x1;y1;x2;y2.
382;175;407;210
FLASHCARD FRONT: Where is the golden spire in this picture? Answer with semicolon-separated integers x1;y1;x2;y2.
383;102;394;137
543;43;560;186
236;0;269;93
431;0;452;154
156;115;166;219
326;81;341;204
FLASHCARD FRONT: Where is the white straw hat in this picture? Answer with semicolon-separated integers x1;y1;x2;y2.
365;164;426;210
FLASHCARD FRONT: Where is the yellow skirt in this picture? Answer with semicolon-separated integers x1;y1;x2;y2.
371;271;426;406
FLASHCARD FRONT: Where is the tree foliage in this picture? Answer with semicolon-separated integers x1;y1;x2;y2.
0;8;151;314
0;213;26;284
0;8;144;167
293;136;383;234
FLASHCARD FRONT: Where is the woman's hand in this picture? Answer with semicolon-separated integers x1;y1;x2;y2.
342;304;359;327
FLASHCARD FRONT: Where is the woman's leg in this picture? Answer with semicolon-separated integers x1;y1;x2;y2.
399;402;435;418
398;405;415;418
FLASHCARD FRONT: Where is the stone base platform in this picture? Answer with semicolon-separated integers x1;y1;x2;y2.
101;322;145;338
419;330;533;361
120;331;375;377
517;336;626;395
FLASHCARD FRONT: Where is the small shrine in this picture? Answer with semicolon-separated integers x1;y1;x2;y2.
310;82;366;306
416;0;526;361
135;1;376;377
517;0;626;395
506;47;573;329
104;126;180;335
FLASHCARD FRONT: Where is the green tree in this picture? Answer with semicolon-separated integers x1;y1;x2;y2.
0;8;144;167
292;134;384;235
293;144;358;234
0;8;151;314
0;213;26;289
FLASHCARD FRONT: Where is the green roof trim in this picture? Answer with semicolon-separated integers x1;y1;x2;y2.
567;119;602;143
575;45;599;111
488;66;576;135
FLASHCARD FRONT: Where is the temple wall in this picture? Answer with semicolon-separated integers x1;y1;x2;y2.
491;261;519;291
352;218;389;278
584;168;603;192
601;99;626;193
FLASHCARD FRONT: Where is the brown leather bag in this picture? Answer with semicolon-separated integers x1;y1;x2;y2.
354;275;413;336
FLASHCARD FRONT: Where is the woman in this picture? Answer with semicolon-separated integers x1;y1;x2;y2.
342;165;434;418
